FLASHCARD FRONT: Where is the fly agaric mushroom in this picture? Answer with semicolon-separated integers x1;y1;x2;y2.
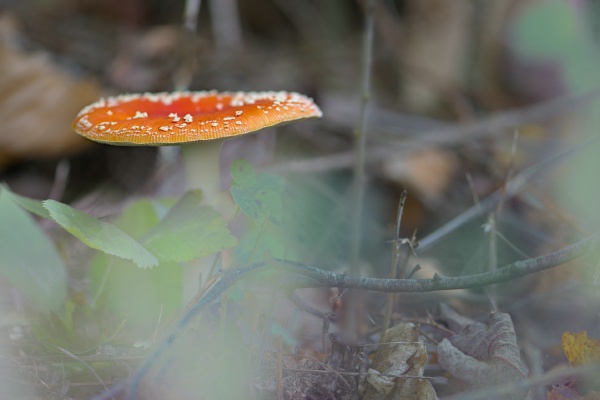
72;90;322;203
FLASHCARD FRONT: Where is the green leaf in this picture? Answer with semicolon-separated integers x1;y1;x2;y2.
230;159;257;187
142;190;237;262
510;0;600;93
230;161;285;225
89;199;183;332
113;199;160;239
89;254;183;333
43;199;158;268
1;184;51;219
0;189;67;312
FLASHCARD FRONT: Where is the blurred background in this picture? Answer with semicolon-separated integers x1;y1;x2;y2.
1;0;600;398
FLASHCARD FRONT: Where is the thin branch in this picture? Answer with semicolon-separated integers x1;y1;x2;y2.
384;190;408;330
100;231;599;400
351;0;375;273
419;140;590;251
273;231;599;292
267;88;600;175
348;0;375;335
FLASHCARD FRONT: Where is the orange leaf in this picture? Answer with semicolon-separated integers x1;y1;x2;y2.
561;331;600;366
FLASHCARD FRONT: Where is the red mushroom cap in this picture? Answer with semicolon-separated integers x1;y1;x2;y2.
72;91;322;145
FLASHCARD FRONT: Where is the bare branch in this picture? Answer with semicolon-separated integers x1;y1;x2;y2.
273;231;599;292
108;232;599;400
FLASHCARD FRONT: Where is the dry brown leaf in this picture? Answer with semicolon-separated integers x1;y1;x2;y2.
361;322;437;400
381;148;457;206
437;304;530;400
0;14;100;167
561;331;600;367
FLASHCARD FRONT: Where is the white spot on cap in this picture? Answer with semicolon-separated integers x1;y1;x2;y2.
235;110;243;116
133;111;148;119
184;114;193;123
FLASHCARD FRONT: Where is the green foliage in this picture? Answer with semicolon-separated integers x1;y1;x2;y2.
0;188;67;313
230;159;285;225
142;190;237;262
43;199;159;269
2;184;51;219
511;0;600;93
511;0;600;231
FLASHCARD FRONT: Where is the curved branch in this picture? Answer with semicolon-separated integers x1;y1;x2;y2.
104;231;598;400
274;231;599;292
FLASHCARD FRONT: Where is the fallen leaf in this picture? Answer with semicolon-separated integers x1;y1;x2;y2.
0;14;100;167
362;322;437;400
561;331;600;367
437;304;530;400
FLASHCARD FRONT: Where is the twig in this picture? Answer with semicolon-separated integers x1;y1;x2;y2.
273;230;600;292
43;343;113;398
348;0;375;335
276;335;283;400
95;231;599;400
267;88;600;175
384;190;408;330
182;0;202;32
419;140;590;252
351;0;375;274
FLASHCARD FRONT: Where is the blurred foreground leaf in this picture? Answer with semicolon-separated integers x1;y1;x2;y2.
0;188;67;312
89;199;183;332
230;159;285;225
1;184;50;218
43;199;158;268
141;190;237;262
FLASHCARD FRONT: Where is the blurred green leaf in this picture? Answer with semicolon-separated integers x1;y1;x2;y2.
512;1;581;59
141;190;237;262
90;254;183;334
114;199;160;238
0;188;67;313
1;184;50;219
511;0;600;92
43;199;158;269
89;199;183;334
230;160;285;225
230;158;257;187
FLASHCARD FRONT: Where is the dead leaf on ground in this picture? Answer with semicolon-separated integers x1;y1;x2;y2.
437;304;530;400
361;322;437;400
561;331;600;367
0;14;100;167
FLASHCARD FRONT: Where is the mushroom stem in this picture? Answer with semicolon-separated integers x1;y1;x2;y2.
181;140;223;205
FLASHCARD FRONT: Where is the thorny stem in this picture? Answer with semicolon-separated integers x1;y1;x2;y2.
94;231;600;400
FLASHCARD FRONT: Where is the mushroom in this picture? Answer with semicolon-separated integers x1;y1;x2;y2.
72;90;322;205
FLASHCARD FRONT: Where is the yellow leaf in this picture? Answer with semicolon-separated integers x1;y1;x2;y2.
561;331;600;366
